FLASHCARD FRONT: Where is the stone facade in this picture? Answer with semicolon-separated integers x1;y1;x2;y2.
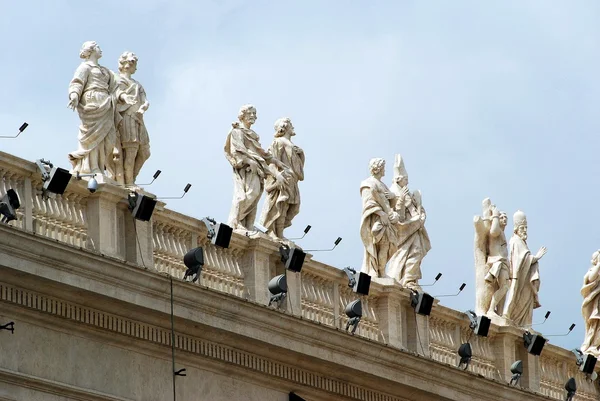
0;150;598;401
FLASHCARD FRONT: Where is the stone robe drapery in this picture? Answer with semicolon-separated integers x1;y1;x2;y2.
360;177;399;277
504;235;541;327
68;61;120;176
386;185;431;288
224;126;271;229
581;266;600;357
260;137;304;232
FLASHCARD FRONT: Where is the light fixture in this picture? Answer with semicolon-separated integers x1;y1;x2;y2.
137;169;162;186
344;299;362;334
411;290;434;316
509;360;523;386
289;392;306;401
435;283;467;298
268;274;287;307
182;247;204;282
465;310;491;337
565;377;576;401
421;272;442;287
75;172;98;193
36;159;72;196
342;267;371;295
202;217;232;248
457;342;472;370
279;244;306;273
157;183;192;200
128;192;157;221
289;224;311;240
304;237;343;252
0;189;20;223
0;122;28;138
523;331;546;356
0;321;14;334
572;349;597;375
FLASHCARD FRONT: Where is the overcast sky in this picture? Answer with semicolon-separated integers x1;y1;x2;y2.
1;0;599;351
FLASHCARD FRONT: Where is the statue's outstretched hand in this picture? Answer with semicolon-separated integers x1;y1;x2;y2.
535;246;547;261
67;94;79;110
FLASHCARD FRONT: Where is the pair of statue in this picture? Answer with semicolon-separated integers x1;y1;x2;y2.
68;41;150;187
224;105;305;241
359;156;431;290
474;200;547;326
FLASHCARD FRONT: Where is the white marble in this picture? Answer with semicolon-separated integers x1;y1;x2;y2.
259;117;305;240
387;154;431;290
67;41;119;181
224;105;288;231
504;210;546;327
114;51;150;187
581;250;600;358
360;158;400;277
473;198;510;318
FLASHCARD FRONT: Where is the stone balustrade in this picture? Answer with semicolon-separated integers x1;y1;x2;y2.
0;150;598;400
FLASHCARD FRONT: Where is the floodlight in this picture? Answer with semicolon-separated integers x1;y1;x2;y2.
509;360;523;386
523;331;546;356
457;343;472;370
0;122;28;138
465;310;491;337
0;322;14;334
137;169;162;186
183;247;204;282
0;189;20;223
268;274;287;307
411;290;434;316
279;245;306;272
435;283;467;298
422;272;442;287
342;267;371;296
344;299;362;334
202;217;232;248
128;192;157;221
565;377;576;401
157;183;192;200
304;237;343;252
36;159;72;196
572;349;597;375
289;392;306;401
289;225;312;240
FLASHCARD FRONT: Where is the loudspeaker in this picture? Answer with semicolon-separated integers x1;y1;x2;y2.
130;194;157;221
212;223;232;248
475;315;491;337
285;248;306;272
43;166;72;195
580;354;597;374
411;292;434;316
353;272;371;296
525;334;546;356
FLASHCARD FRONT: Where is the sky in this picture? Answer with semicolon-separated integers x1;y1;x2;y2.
1;0;599;352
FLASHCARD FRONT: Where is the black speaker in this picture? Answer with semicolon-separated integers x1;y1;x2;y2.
411;292;434;316
354;272;371;296
285;248;306;272
580;354;597;374
289;392;306;401
524;333;546;356
43;166;72;195
475;315;491;337
130;194;156;221
212;223;232;248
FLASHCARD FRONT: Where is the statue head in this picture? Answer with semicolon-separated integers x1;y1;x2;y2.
499;211;508;228
393;154;409;187
118;51;138;74
513;210;528;241
80;41;102;60
369;158;386;179
238;104;257;128
592;250;600;266
274;117;294;138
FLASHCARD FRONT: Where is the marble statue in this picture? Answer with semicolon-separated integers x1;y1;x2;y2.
360;158;399;277
114;51;150;187
504;210;547;327
259;117;305;240
224;105;288;231
581;250;600;358
473;198;510;317
67;41;119;179
387;155;431;290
